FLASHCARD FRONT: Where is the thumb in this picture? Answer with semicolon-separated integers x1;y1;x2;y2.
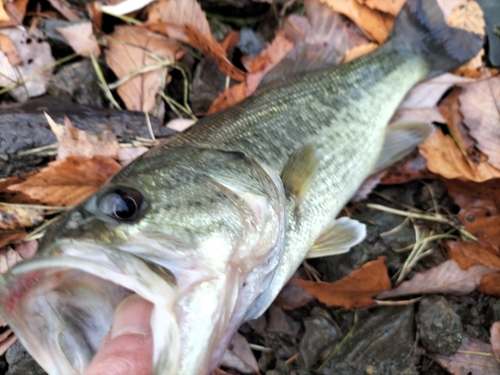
84;294;154;375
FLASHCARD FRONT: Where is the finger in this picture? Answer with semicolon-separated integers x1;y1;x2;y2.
84;294;154;375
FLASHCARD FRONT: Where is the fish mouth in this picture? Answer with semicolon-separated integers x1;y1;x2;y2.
0;241;180;375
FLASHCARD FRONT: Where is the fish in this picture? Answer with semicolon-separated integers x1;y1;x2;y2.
0;0;482;374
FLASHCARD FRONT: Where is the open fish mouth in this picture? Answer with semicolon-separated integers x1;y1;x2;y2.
0;242;180;375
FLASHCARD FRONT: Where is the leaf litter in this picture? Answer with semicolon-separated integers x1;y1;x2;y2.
0;0;500;374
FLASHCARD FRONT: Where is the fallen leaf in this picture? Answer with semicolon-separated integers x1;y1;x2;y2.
447;0;486;77
105;26;183;113
377;259;495;299
47;0;80;21
0;232;26;249
430;336;500;375
0;2;10;21
379;153;437;184
477;272;500;297
8;156;122;206
343;42;378;62
418;128;500;182
146;0;245;81
399;73;474;110
357;0;406;16
445;179;500;247
319;0;394;43
460;76;500;169
0;205;43;231
1;0;28;26
221;332;259;374
51;116;120;161
0;28;55;101
295;256;391;309
490;322;500;361
445;240;500;269
118;147;149;166
208;31;293;113
0;34;21;65
56;22;101;57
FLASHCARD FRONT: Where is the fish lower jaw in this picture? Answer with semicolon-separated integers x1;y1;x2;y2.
0;245;181;375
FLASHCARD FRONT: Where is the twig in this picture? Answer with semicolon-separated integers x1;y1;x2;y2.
366;203;476;241
374;296;422;306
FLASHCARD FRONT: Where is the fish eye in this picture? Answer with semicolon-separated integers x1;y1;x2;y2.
100;188;143;221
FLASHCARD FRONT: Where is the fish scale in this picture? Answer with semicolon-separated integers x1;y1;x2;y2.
0;0;484;374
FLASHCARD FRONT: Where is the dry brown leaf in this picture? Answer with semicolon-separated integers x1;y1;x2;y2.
377;259;495;299
0;205;43;231
53;116;120;160
319;0;394;43
477;273;500;297
447;0;485;77
490;322;500;361
146;0;245;81
283;0;369;66
0;34;21;65
343;42;378;62
56;22;100;57
418;128;500;182
0;28;55;101
295;257;391;309
1;0;28;26
445;179;500;248
446;240;500;270
429;336;500;375
221;332;259;374
0;232;26;249
8;156;122;206
357;0;406;16
105;26;183;113
460;76;500;169
0;2;10;21
47;0;80;21
208;31;293;114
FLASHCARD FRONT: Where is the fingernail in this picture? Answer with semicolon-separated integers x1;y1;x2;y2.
110;294;153;340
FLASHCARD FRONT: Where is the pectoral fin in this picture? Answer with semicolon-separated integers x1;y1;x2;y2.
281;144;319;207
372;121;434;174
307;217;366;258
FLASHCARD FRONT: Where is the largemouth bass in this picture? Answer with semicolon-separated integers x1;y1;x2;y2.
0;0;482;374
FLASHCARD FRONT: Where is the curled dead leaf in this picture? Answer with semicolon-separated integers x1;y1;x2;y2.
56;22;101;57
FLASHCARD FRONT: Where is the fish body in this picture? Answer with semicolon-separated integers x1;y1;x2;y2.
0;0;482;374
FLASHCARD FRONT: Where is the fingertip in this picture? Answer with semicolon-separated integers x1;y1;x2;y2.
84;295;154;375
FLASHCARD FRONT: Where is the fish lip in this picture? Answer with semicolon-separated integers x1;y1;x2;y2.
0;241;180;375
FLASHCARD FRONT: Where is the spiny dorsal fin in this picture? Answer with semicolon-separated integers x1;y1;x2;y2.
307;217;366;258
372;121;434;174
281;143;319;207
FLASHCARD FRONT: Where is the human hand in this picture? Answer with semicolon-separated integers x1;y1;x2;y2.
84;294;154;375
